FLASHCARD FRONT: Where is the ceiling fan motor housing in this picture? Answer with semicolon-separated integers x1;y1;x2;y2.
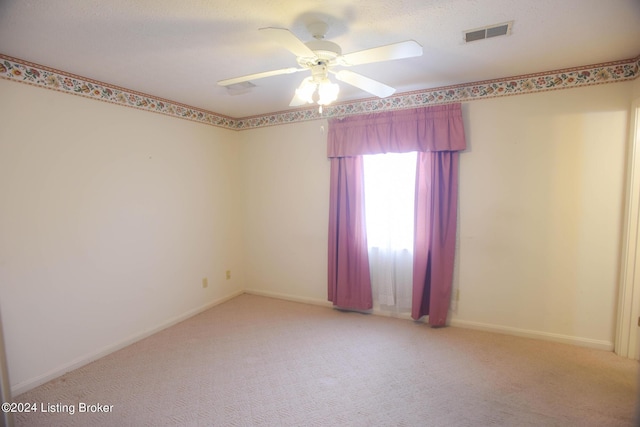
300;40;342;66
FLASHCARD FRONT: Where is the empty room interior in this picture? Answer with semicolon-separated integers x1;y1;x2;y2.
1;0;640;425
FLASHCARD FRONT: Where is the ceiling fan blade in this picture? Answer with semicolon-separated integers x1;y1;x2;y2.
218;67;304;86
339;40;422;66
259;27;316;58
334;70;396;98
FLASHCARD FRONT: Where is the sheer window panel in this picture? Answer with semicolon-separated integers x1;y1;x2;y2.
363;152;417;314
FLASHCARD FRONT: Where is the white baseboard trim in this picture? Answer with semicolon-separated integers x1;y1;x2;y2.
449;318;614;351
247;292;614;351
243;289;428;323
243;289;333;308
13;290;615;395
12;290;244;396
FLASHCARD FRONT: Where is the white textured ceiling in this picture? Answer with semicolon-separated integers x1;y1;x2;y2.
1;0;639;118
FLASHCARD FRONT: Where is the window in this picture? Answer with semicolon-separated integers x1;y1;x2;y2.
363;152;417;313
363;152;417;251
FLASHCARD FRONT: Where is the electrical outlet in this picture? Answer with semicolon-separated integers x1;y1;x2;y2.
202;278;208;288
225;270;231;280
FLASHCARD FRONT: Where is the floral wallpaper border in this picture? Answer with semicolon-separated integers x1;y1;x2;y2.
0;54;236;129
1;53;638;131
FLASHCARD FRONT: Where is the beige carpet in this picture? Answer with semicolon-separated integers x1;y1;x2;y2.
13;294;639;426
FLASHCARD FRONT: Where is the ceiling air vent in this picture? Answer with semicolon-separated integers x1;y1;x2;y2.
225;81;256;96
464;21;513;43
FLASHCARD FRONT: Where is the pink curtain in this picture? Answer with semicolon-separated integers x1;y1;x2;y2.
327;105;466;156
327;104;466;323
327;156;373;310
411;152;459;325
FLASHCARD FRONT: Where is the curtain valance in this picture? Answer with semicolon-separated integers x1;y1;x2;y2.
327;104;466;157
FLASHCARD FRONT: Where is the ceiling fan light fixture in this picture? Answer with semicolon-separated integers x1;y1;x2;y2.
317;80;339;105
295;77;317;104
294;75;340;107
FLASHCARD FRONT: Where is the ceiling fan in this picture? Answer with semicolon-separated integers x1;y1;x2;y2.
217;21;423;109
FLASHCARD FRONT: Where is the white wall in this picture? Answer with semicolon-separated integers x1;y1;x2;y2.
240;120;331;304
240;82;634;350
0;79;244;393
453;83;631;348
